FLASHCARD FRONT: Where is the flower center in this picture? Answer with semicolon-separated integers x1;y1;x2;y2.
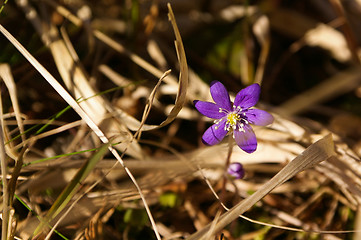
226;112;240;129
215;106;249;134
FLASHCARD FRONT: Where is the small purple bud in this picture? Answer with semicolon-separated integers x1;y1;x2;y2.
227;162;245;179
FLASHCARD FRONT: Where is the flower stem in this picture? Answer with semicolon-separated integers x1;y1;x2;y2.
219;136;234;208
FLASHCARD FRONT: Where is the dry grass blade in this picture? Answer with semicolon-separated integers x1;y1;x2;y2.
0;64;25;143
48;31;106;124
187;134;335;240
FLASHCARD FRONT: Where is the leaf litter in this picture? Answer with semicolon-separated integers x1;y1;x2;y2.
1;1;361;239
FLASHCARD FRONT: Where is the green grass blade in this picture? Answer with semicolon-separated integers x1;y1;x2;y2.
0;0;8;15
14;194;70;240
32;142;110;237
23;147;98;167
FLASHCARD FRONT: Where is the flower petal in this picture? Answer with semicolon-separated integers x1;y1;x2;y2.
234;125;257;153
202;120;228;145
194;100;226;119
210;81;232;111
234;83;260;109
246;109;274;126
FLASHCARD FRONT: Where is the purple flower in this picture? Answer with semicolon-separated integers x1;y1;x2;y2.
227;162;245;179
194;81;273;153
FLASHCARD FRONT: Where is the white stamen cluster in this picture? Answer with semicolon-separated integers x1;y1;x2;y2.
214;105;249;135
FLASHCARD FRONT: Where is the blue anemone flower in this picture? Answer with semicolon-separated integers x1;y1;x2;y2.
194;81;273;153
